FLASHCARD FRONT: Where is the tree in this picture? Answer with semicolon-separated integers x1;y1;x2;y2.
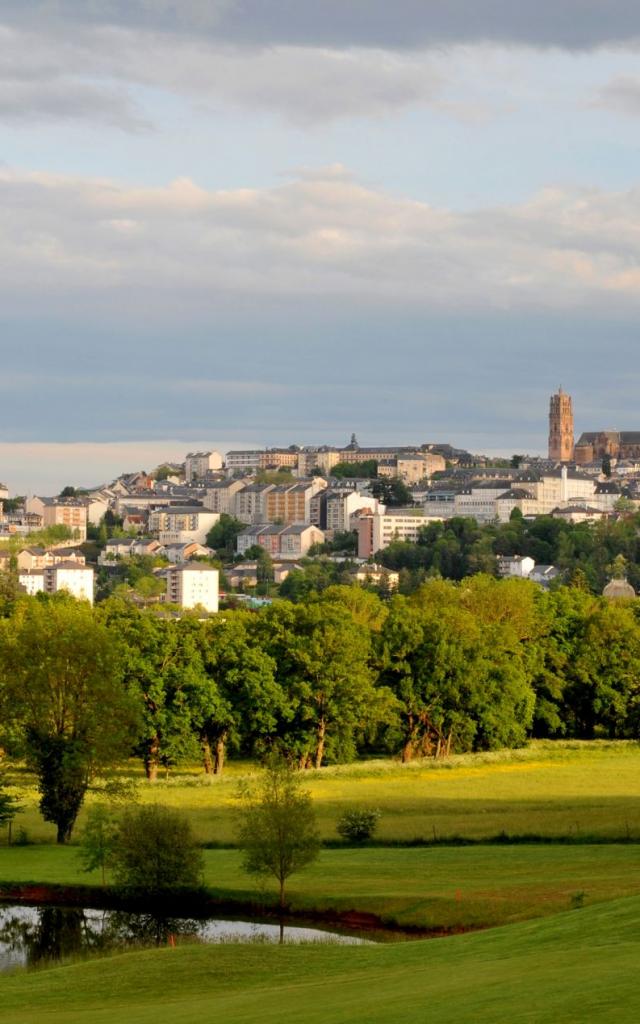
371;477;414;507
78;805;118;884
0;766;22;844
236;760;321;909
602;454;612;478
0;597;136;842
206;514;245;556
59;485;77;497
111;805;203;897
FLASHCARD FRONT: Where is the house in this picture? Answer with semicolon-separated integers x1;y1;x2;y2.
98;538;136;564
166;564;219;612
529;565;561;588
497;555;536;579
161;542;213;563
350;565;400;590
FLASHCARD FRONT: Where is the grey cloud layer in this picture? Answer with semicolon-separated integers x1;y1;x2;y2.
7;1;640;50
3;168;640;311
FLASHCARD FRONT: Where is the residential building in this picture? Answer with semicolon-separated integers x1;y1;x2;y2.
233;484;275;524
185;451;223;483
264;479;326;525
43;563;94;603
148;507;219;545
161;542;213;563
497;555;536;578
203;479;245;514
378;453;446;484
350;564;400;590
25;497;88;541
353;507;426;558
0;483;8;501
325;490;378;533
236;523;324;559
166;564;219;612
18;570;45;595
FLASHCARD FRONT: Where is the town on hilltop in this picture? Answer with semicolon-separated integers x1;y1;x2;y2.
1;390;639;608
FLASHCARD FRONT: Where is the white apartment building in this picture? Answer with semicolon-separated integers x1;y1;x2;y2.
44;563;95;603
353;507;426;558
454;481;514;523
148;506;219;545
185;451;223;483
166;564;219;612
18;570;45;595
224;450;264;472
325;491;379;533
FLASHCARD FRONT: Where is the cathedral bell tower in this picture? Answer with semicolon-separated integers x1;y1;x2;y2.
548;387;574;462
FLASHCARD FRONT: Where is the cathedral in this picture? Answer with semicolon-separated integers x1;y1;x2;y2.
547;387;640;465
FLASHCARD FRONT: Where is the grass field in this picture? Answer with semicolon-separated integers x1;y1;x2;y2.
3;843;640;931
2;893;640;1023
5;740;640;845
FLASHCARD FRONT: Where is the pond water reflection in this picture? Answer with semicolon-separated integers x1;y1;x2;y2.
0;903;371;972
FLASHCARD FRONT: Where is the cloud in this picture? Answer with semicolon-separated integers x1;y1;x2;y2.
2;166;640;312
594;74;640;116
6;1;640;51
0;26;148;129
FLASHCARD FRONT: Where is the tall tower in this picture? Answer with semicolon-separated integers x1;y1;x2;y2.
548;388;574;462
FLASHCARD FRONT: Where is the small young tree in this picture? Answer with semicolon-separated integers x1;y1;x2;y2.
236;760;321;909
111;805;203;897
78;805;119;884
0;769;23;845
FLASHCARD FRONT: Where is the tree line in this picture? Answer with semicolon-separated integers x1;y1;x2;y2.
378;512;640;593
1;576;639;842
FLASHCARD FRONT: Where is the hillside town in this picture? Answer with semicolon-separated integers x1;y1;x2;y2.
1;389;639;610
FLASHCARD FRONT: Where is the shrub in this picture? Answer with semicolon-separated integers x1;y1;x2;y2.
111;805;203;897
336;808;381;843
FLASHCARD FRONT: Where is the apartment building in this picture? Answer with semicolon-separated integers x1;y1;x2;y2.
17;547;86;572
233;484;275;524
265;479;327;525
236;523;324;560
203;479;245;514
325;490;378;533
166;564;219;612
25;497;88;541
353;507;426;558
185;451;223;483
44;563;94;603
148;506;219;545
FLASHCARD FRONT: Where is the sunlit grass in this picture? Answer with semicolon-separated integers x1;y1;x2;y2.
4;740;640;845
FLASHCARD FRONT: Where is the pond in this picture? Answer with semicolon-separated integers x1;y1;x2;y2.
0;903;372;972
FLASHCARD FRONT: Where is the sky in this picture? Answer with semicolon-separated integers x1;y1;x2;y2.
3;1;640;493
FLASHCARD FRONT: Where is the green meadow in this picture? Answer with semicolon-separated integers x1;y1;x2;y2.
3;741;640;1021
6;740;640;845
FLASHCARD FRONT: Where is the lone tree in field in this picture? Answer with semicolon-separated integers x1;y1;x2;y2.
236;760;321;909
0;597;137;843
0;767;22;845
111;804;203;897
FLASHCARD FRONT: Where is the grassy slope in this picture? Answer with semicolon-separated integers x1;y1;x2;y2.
2;895;640;1023
3;844;640;930
7;741;640;845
